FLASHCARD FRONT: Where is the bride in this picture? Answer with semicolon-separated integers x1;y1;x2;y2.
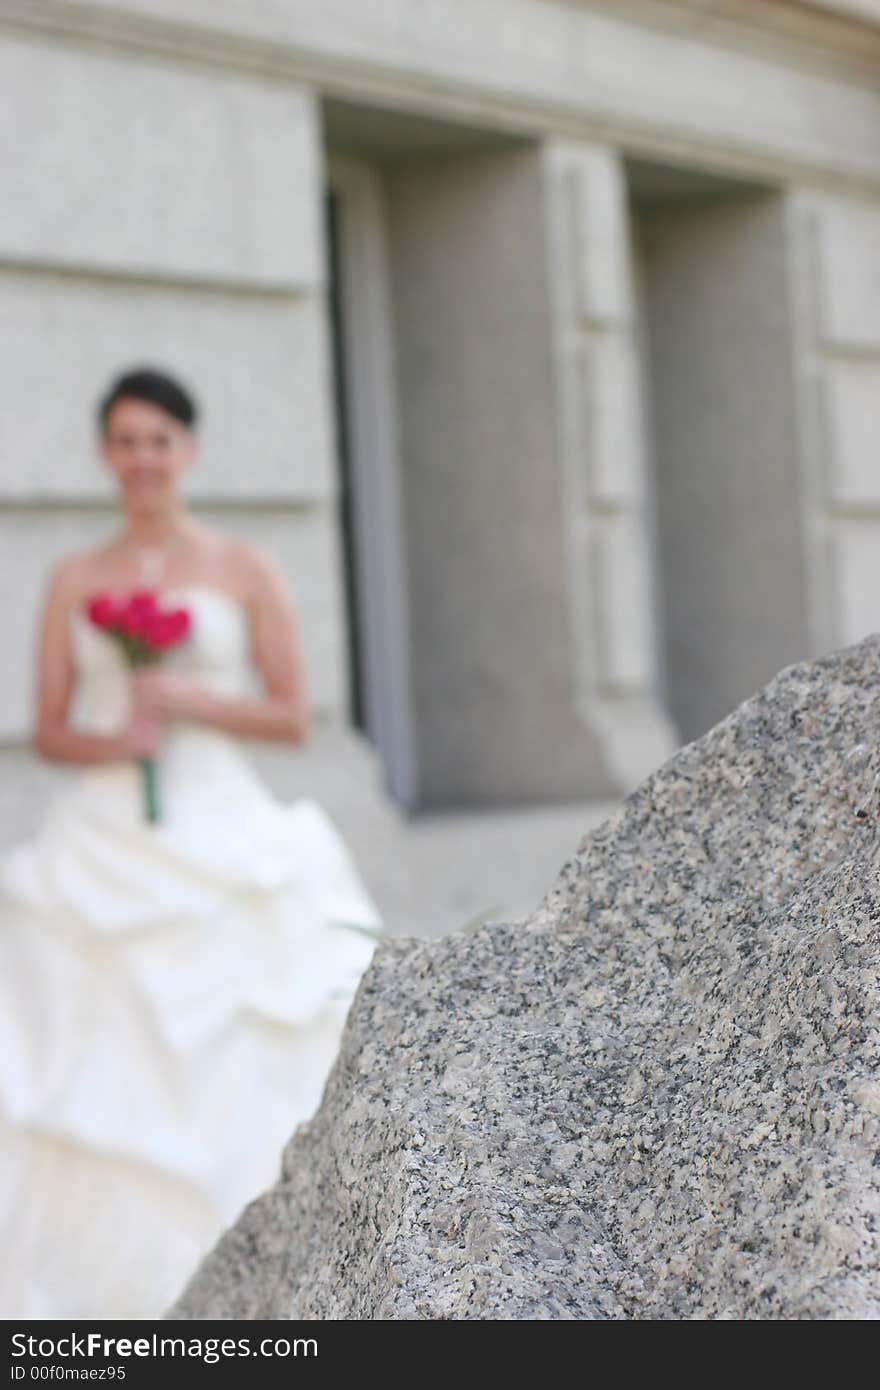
0;366;384;1320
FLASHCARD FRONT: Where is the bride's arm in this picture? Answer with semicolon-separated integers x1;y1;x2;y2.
137;547;312;745
31;558;162;766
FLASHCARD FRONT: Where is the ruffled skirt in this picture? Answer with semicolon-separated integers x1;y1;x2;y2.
0;735;381;1318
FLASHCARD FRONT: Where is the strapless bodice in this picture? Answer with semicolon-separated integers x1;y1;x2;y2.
70;584;256;736
66;584;272;827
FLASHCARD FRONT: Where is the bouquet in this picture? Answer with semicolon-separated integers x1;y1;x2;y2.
85;589;192;823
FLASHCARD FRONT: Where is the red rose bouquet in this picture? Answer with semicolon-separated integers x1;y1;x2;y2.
85;589;192;823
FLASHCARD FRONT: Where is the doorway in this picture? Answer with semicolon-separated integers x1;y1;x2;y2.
323;99;613;811
628;159;811;743
324;186;363;731
322;151;418;809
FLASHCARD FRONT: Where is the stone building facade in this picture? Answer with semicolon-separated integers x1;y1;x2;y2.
1;0;878;811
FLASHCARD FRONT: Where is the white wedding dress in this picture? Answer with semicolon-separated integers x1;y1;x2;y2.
0;584;383;1319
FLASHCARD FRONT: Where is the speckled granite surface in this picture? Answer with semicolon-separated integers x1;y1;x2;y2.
168;637;880;1319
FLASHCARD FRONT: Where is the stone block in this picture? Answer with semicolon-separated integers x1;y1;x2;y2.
0;35;322;288
820;359;880;506
829;520;880;647
591;510;655;692
562;149;633;327
581;332;645;506
810;196;880;350
0;270;335;501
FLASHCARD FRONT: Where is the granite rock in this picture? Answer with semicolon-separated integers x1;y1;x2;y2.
168;636;880;1319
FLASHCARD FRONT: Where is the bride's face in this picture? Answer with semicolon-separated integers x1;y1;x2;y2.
100;398;197;514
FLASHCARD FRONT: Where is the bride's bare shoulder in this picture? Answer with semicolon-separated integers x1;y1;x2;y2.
42;546;110;609
225;538;293;610
224;536;280;583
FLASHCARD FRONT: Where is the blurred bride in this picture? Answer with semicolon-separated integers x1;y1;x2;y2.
0;366;384;1319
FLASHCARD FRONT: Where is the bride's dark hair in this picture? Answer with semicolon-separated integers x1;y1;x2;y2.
98;367;198;431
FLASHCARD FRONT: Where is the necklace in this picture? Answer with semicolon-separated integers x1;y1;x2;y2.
130;531;187;587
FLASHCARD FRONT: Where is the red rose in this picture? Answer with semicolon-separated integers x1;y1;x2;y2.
128;590;159;618
167;608;191;642
118;591;165;640
143;608;189;650
86;592;122;630
120;605;147;637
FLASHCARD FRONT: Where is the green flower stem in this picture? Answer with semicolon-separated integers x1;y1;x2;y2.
139;756;160;824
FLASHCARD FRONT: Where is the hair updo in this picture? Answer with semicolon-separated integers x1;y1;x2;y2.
97;367;199;431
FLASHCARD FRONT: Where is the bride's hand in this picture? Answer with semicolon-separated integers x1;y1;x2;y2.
131;668;203;722
117;707;166;761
